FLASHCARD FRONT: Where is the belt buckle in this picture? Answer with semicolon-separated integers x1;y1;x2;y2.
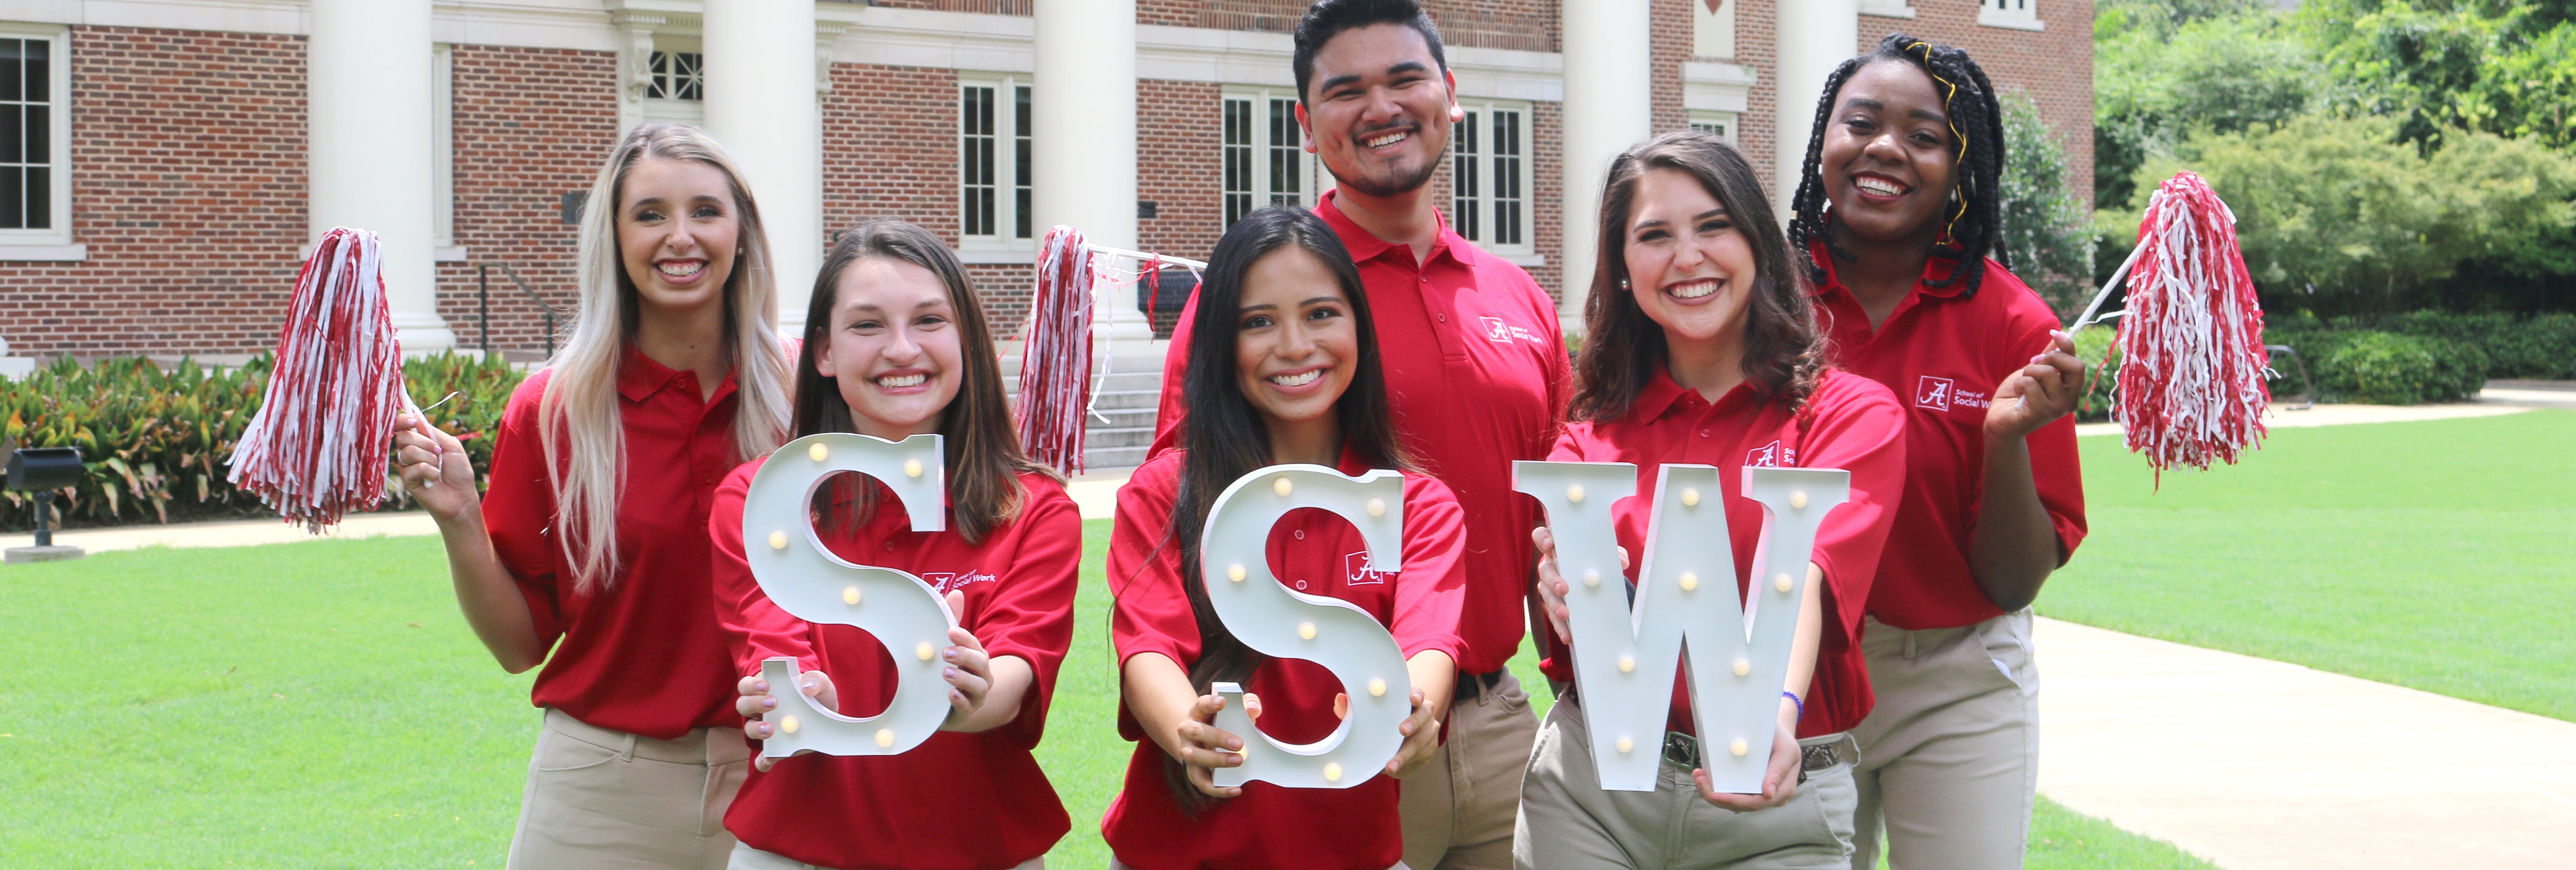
1660;731;1699;769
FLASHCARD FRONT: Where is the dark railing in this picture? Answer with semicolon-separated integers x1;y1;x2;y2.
476;263;563;359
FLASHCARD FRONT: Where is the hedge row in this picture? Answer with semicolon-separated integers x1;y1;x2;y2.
0;353;524;532
2073;310;2569;418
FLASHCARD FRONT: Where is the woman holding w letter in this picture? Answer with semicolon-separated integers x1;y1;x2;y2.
1518;131;1907;869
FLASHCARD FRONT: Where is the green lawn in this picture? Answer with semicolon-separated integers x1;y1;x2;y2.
0;518;2210;867
2045;409;2576;723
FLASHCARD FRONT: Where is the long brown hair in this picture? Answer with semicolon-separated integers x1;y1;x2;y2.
1156;205;1408;813
1572;130;1827;422
791;220;1053;542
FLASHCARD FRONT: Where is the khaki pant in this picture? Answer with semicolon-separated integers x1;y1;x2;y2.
507;708;752;870
1513;695;1859;870
1848;611;2039;870
735;844;1043;870
1400;670;1540;870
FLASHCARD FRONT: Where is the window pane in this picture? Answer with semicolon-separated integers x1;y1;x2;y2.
1494;111;1523;246
962;86;997;236
23;37;42;98
674;53;703;101
647;51;668;99
25;104;46;168
0;105;19;164
0;167;22;229
1015;85;1033;239
1267;98;1300;204
24;160;44;229
1224;99;1254;226
0;40;21;103
1452;110;1479;241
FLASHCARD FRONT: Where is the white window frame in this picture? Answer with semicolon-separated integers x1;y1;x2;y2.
1979;0;2045;31
1450;98;1532;256
1692;0;1736;59
1221;86;1322;229
1688;110;1739;142
1859;0;1918;19
957;72;1032;251
0;22;75;258
643;38;705;127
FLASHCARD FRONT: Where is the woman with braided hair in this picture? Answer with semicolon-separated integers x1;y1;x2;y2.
1787;34;2089;870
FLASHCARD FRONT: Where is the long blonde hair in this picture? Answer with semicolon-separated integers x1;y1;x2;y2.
543;124;793;590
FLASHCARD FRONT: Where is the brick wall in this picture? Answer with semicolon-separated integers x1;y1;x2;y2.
436;45;617;356
1855;1;2096;210
0;27;307;358
1425;1;1557;52
1136;79;1225;263
1733;0;1781;186
1651;0;1690;134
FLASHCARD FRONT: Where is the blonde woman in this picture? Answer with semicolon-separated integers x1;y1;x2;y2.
393;123;795;869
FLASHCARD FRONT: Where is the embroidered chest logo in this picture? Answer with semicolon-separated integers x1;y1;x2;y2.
1744;440;1798;468
1914;375;1991;413
1344;550;1396;586
1480;315;1545;346
918;570;998;594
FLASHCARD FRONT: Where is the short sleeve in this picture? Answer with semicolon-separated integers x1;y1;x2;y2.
1107;461;1199;674
1798;373;1909;651
705;459;823;677
2001;292;2089;564
481;372;568;650
1387;475;1469;663
968;482;1084;748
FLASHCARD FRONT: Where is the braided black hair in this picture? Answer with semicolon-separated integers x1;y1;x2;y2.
1787;33;2008;298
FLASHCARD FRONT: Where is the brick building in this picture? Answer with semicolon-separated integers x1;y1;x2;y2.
0;0;2090;363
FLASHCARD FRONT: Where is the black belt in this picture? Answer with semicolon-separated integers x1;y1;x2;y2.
1453;668;1509;701
1661;731;1859;784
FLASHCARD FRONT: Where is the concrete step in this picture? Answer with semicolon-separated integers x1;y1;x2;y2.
1087;406;1157;430
1084;426;1158;450
1091;387;1162;411
1083;445;1150;471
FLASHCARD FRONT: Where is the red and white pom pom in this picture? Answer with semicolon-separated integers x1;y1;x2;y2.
227;227;416;531
1017;226;1098;475
2109;172;2271;477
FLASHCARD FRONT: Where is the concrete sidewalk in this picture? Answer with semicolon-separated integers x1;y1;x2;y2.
2035;617;2576;870
2074;402;2529;437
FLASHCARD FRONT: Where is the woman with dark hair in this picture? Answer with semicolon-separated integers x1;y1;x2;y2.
706;220;1078;870
1515;131;1906;869
1788;34;2088;870
1103;205;1468;870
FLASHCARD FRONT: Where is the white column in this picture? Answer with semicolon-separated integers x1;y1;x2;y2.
703;0;822;332
1773;0;1858;219
1557;0;1652;338
308;0;450;352
1033;0;1143;339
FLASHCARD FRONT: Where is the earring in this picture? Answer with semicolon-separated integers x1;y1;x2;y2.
1618;279;1630;290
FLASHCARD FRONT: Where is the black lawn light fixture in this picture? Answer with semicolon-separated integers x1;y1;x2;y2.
6;446;86;564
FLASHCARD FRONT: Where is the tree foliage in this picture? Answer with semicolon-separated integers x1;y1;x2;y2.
2298;0;2576;151
2136;116;2576;316
1996;91;2096;318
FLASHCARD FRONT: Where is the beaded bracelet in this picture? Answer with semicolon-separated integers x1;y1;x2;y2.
1781;690;1805;722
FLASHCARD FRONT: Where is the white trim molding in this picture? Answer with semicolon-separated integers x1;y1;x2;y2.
1979;0;2045;31
1683;61;1757;114
0;21;73;249
1860;1;1917;19
0;242;84;260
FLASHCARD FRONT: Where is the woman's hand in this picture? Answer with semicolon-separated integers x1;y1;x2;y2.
736;670;839;773
393;413;480;524
1532;526;1627;644
1694;699;1803;812
937;590;1002;731
1986;330;2085;442
1174;692;1254;798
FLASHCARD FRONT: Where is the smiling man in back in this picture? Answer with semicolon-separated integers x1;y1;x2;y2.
1146;2;1571;867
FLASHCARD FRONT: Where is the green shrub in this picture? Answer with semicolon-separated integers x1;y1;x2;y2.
2372;310;2576;380
2316;331;2487;405
2074;325;2122;423
0;352;524;532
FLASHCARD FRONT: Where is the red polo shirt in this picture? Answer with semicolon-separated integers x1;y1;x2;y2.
1543;370;1906;738
482;348;749;738
1148;191;1570;674
708;460;1079;870
1808;248;2089;630
1102;450;1468;870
